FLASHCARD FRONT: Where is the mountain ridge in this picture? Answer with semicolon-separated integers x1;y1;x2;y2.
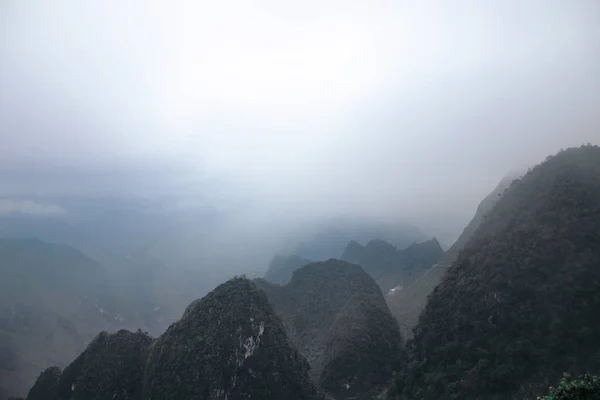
397;145;600;399
256;259;404;399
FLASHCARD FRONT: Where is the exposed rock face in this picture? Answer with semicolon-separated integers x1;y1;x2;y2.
143;278;324;400
256;260;404;399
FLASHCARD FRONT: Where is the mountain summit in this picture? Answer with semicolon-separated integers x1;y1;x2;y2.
398;145;600;399
256;259;403;399
144;277;324;400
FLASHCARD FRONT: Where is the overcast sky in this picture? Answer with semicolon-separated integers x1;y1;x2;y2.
1;0;599;242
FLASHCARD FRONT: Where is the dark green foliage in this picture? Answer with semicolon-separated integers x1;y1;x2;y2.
399;145;600;400
341;238;444;293
255;260;404;399
55;329;152;400
263;254;312;284
143;277;324;400
26;366;61;400
537;374;600;400
387;176;514;339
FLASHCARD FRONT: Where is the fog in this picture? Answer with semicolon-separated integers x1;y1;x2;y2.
1;0;599;267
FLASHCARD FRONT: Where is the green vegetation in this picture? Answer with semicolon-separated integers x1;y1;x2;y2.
13;145;600;400
256;260;404;399
537;374;600;400
26;366;61;400
55;329;151;400
397;145;600;399
143;277;324;400
386;176;515;339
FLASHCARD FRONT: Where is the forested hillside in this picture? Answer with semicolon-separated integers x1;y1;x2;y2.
256;260;403;399
144;278;324;400
386;176;515;338
395;145;600;400
53;330;151;400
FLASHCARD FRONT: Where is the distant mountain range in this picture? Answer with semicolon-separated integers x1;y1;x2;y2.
341;237;443;293
291;217;429;262
6;145;600;400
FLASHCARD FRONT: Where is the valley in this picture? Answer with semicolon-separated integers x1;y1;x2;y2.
1;146;599;399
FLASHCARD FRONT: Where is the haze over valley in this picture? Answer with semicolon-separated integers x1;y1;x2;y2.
1;1;600;399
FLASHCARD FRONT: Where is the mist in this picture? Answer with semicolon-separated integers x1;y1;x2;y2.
1;0;599;271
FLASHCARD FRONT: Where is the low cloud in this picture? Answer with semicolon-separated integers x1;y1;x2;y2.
0;199;66;216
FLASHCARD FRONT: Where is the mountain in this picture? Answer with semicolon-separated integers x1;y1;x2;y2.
386;176;516;339
143;277;324;400
341;238;444;293
25;366;60;400
396;145;600;400
263;254;312;285
0;238;134;397
293;217;428;262
53;329;151;400
441;174;519;265
255;260;404;399
385;263;448;339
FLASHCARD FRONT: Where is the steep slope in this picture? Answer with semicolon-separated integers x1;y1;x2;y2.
0;238;133;397
54;329;151;400
386;176;516;338
442;174;519;264
26;366;61;400
398;145;600;400
143;278;324;400
255;260;403;399
386;263;448;339
341;238;443;293
263;254;312;284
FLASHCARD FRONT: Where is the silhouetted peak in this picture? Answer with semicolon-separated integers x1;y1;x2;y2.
256;259;403;399
400;145;600;400
145;277;324;400
404;237;443;254
365;238;396;252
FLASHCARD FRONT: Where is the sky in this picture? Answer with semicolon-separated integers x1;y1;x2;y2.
1;0;600;244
